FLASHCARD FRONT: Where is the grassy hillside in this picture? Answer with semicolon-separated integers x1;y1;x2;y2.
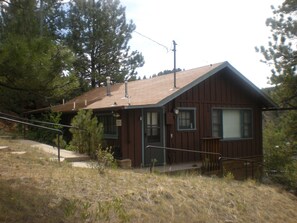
0;139;297;223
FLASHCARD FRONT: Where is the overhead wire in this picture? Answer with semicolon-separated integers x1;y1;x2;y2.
134;30;170;52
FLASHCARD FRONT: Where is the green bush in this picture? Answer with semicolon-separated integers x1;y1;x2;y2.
27;112;63;146
97;146;117;174
69;109;103;158
53;134;67;150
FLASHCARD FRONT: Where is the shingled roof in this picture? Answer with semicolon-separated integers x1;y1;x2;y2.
51;61;276;112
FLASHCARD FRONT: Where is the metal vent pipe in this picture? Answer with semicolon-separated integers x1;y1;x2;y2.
125;81;128;98
106;76;111;96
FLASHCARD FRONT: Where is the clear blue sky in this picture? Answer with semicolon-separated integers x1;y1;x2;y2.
121;0;283;88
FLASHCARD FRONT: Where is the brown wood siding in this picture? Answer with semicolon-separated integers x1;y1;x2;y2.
164;68;263;164
120;109;142;167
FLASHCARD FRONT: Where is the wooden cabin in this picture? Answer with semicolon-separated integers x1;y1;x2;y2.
52;62;276;176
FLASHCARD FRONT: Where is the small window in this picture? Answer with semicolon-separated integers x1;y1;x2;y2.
212;108;252;139
177;108;196;131
98;114;118;139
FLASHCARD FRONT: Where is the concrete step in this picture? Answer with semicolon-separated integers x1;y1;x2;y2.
0;136;13;140
31;143;91;163
71;161;96;168
63;155;90;162
0;146;10;152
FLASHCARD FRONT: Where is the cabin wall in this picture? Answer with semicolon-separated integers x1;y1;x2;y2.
164;68;263;164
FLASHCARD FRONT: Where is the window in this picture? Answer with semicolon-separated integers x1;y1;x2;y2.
177;108;196;131
146;112;161;143
212;108;252;139
98;114;118;139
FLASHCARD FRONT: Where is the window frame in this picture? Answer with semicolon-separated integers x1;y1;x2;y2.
211;108;253;140
146;111;161;143
97;113;118;139
176;107;197;131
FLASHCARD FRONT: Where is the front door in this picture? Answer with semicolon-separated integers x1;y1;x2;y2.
144;109;164;166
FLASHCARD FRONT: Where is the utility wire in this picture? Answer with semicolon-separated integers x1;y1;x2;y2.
134;31;169;52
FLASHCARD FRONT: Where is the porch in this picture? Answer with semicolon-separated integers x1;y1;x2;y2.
144;138;263;179
145;137;222;174
134;161;203;174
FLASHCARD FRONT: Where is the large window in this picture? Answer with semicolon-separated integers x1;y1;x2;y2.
98;114;118;139
177;108;196;131
212;108;252;139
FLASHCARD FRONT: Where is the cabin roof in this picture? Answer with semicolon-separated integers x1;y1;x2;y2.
51;61;277;112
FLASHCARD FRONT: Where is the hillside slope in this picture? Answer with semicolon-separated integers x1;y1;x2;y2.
0;139;296;223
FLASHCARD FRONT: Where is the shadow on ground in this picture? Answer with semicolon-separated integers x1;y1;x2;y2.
0;178;81;223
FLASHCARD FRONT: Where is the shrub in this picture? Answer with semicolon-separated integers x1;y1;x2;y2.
27;112;63;146
53;134;67;149
97;146;117;174
69;109;103;158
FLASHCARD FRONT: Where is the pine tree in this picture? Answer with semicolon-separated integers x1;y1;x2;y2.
257;0;297;192
256;0;297;107
64;0;144;90
0;0;78;112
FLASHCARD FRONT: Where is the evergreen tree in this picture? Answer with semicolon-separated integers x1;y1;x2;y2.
0;0;144;112
256;0;297;107
0;0;78;113
257;0;297;192
64;0;144;90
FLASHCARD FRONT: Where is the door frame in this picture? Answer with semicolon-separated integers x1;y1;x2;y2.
142;107;166;166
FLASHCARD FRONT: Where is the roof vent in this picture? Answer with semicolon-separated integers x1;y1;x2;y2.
173;40;177;89
106;76;111;96
124;81;128;98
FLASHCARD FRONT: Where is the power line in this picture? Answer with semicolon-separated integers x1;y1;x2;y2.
134;31;169;52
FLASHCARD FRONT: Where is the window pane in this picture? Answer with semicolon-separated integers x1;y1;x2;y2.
222;110;241;138
178;109;196;130
151;112;158;125
146;112;161;143
213;108;252;139
146;112;150;124
98;114;117;138
242;110;252;138
212;109;222;137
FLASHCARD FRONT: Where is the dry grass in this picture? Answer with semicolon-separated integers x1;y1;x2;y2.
0;139;297;223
